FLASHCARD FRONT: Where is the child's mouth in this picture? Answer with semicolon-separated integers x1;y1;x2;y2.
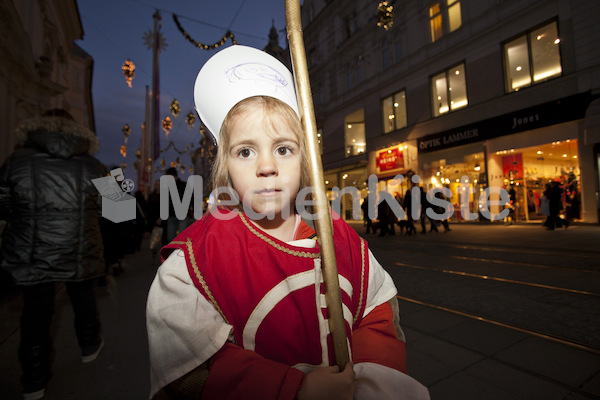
257;188;280;197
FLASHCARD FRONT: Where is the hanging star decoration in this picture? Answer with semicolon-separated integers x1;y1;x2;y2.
172;14;237;50
142;29;168;53
122;124;131;143
186;112;196;130
121;59;135;87
377;1;394;31
162;116;173;136
170;99;180;118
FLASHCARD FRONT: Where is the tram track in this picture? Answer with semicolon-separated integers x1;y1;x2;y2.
381;250;600;352
447;243;600;260
446;255;600;274
370;237;600;273
396;294;600;355
394;261;600;296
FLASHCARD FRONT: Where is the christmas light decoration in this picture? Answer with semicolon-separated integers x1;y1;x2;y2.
162;116;173;135
160;141;193;154
377;1;394;31
120;145;127;157
121;60;136;87
170;99;180;118
173;14;237;50
186;112;196;129
122;124;131;143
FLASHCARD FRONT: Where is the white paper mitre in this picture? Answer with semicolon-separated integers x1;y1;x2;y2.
194;44;300;145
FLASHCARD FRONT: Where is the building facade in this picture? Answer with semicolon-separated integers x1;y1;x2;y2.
302;0;600;224
0;0;95;165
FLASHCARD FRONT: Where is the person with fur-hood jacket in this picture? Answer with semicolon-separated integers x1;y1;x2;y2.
0;109;106;400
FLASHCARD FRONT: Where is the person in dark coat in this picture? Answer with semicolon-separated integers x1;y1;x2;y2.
377;191;395;237
361;194;376;234
0;109;106;399
420;186;438;233
543;180;566;230
401;185;417;235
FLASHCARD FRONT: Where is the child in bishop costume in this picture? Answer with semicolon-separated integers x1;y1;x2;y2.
146;45;430;400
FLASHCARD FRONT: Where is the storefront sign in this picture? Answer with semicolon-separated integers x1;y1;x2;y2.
417;92;594;153
376;147;404;172
419;128;479;151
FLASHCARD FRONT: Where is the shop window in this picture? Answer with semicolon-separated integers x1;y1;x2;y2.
429;0;462;43
344;109;366;158
431;63;468;117
503;20;562;93
421;152;486;221
382;90;407;134
493;139;579;222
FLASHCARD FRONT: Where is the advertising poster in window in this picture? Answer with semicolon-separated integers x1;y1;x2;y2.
377;147;404;173
502;153;523;181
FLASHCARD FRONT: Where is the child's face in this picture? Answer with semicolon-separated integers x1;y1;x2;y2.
226;104;302;219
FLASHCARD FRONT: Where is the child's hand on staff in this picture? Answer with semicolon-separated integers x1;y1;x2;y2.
298;361;355;400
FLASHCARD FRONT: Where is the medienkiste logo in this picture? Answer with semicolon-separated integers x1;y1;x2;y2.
92;168;136;223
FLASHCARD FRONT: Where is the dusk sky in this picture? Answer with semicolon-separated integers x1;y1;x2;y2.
76;0;290;184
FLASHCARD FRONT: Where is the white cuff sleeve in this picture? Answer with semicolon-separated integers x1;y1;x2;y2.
146;249;232;398
354;362;430;400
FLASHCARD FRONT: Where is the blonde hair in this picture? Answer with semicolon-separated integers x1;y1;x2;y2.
211;96;310;204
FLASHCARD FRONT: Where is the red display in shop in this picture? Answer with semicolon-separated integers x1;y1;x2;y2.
377;148;404;172
502;153;523;180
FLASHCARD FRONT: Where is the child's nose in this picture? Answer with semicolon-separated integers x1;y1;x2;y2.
256;154;278;177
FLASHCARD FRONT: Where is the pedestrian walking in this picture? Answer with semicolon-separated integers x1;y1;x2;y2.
377;192;395;236
506;185;517;225
401;184;417;236
361;195;376;234
433;190;452;233
420;187;438;234
146;45;429;400
0;109;106;400
543;179;567;230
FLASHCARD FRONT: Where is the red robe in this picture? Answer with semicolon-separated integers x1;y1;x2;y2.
160;209;405;399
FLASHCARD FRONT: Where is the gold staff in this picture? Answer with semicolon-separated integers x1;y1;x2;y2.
285;0;350;369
